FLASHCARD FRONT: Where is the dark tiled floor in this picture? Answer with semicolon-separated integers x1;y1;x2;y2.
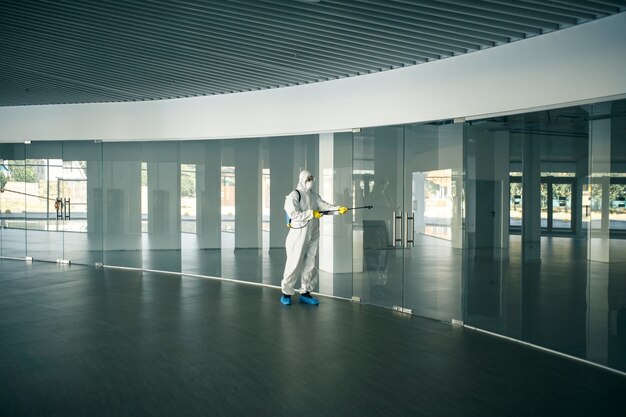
1;259;625;417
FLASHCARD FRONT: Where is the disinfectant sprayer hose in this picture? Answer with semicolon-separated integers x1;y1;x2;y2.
319;206;373;215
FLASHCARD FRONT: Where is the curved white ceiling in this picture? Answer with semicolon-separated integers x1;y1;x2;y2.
2;0;624;106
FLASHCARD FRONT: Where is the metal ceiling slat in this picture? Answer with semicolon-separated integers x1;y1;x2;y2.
181;0;458;57
74;1;399;73
437;0;579;26
180;8;440;61
1;32;318;96
140;0;450;60
0;20;329;88
13;2;351;79
2;49;272;99
8;29;339;96
304;0;495;49
198;15;428;66
261;1;486;51
583;0;626;10
134;0;446;59
545;0;621;14
481;0;598;20
89;5;404;76
408;0;563;29
327;0;509;44
0;67;139;104
131;0;436;63
99;1;410;71
354;0;528;39
25;0;438;63
390;0;547;34
223;0;472;53
0;27;317;96
0;13;352;83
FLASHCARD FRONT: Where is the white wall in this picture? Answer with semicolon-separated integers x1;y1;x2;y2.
0;12;625;142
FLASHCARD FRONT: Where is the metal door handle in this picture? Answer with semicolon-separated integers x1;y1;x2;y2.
392;211;403;247
403;211;408;247
406;212;415;248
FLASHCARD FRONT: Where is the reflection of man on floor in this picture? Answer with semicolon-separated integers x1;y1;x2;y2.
363;178;394;296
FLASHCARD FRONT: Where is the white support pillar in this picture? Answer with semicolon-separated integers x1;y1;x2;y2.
195;141;221;249
318;132;352;278
102;143;142;253
87;159;103;239
588;117;611;263
147;159;181;250
234;139;262;249
473;131;509;256
494;131;510;257
413;173;426;235
576;157;588;238
269;138;294;250
439;123;464;249
586;262;609;366
522;134;542;262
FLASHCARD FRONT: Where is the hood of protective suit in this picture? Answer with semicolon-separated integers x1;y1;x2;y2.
296;170;313;192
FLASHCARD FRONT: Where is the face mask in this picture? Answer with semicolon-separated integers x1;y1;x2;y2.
305;180;313;190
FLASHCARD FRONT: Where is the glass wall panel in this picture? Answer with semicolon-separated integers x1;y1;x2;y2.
464;115;522;337
25;142;63;262
102;142;142;268
587;99;626;372
464;99;625;373
62;141;103;266
520;106;589;359
404;122;463;322
353;126;404;309
180;140;221;278
0;143;27;259
143;141;181;272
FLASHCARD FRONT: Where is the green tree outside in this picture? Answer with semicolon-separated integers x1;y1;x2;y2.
8;164;39;183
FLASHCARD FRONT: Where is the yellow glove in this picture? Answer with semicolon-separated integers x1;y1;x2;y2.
338;206;349;215
313;210;323;219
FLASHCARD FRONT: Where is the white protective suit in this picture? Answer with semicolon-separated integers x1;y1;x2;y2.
281;170;338;295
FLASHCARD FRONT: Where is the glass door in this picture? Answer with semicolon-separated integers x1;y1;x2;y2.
540;176;576;234
403;123;463;321
352;123;464;322
352;126;405;310
551;181;573;232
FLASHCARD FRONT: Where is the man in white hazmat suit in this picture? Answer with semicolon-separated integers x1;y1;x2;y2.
280;170;348;305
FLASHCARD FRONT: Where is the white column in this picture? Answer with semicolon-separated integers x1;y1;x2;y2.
195;141;221;249
473;131;509;256
588;117;611;263
234;139;262;249
576;157;588;238
586;262;609;366
269;138;294;250
147;158;181;250
86;159;103;239
439;124;464;249
494;131;510;257
522;134;541;262
102;143;142;253
318;133;352;277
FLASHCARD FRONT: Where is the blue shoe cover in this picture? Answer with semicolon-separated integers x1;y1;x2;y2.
299;294;319;305
280;295;292;305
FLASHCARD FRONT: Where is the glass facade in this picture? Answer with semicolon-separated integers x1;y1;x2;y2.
1;97;625;373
